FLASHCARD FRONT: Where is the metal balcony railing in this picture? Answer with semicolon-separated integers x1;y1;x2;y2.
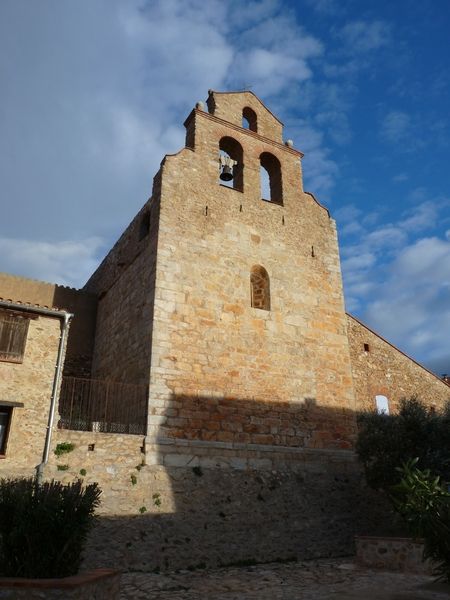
58;376;148;435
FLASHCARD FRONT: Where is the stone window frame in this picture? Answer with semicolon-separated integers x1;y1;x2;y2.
250;265;271;311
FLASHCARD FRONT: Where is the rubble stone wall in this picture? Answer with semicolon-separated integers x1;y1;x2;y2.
0;272;97;377
347;314;450;413
43;429;384;573
84;199;159;385
0;315;61;475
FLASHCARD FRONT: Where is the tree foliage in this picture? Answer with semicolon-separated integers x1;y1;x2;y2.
392;460;450;582
356;397;450;491
0;478;101;578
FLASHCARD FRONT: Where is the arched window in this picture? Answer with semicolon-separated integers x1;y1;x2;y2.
250;265;270;311
260;152;282;205
219;137;243;192
242;107;257;132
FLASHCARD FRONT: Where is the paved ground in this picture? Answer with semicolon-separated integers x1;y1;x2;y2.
120;558;450;599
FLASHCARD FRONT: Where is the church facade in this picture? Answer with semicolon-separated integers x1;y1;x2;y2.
1;91;449;570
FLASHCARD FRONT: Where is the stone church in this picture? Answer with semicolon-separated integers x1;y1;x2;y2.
1;91;449;570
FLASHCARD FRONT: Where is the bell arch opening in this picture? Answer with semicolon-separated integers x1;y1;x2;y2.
260;152;282;205
219;137;244;192
242;107;257;132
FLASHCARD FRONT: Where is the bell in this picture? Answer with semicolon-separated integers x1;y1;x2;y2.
220;164;234;181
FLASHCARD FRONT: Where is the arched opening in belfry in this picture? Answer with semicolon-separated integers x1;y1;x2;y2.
250;265;270;311
260;152;282;205
242;107;257;132
219;137;244;192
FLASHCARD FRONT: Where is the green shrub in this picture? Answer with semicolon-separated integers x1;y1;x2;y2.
356;397;450;491
0;478;101;578
54;442;75;457
392;460;450;581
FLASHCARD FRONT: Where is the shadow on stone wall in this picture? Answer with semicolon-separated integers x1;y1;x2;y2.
80;396;405;573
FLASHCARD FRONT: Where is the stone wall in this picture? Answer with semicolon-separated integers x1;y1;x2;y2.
148;97;357;453
0;273;97;377
206;90;284;143
156;394;355;450
347;314;450;413
0;314;61;476
84;200;159;386
42;429;385;573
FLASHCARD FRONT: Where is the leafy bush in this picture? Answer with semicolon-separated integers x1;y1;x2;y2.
54;442;75;457
356;397;450;491
392;460;450;581
0;478;101;578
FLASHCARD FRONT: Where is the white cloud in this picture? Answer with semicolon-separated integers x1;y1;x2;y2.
339;20;391;53
231;13;323;97
291;122;338;197
339;197;450;374
334;204;362;224
0;237;104;287
363;234;450;373
0;0;333;282
365;225;407;250
401;201;438;232
342;252;376;272
392;173;408;183
381;110;412;144
305;0;340;15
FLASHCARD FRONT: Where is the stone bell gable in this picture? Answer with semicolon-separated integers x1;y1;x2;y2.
1;90;449;573
145;90;357;450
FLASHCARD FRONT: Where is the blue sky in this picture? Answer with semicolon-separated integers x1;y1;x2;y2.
1;0;449;375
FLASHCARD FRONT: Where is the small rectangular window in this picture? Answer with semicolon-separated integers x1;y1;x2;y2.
376;395;389;415
363;343;370;352
0;312;30;363
0;407;12;455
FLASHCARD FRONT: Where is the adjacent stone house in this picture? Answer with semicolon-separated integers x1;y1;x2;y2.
0;90;449;570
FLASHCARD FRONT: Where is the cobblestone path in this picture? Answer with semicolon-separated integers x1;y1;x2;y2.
120;559;450;599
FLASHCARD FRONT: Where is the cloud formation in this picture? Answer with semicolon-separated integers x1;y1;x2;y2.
0;237;104;287
338;199;450;373
339;20;391;53
0;0;331;285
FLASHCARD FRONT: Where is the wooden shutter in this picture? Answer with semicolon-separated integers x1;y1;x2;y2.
0;313;30;363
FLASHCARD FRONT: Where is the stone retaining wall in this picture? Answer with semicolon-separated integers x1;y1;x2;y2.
39;430;392;572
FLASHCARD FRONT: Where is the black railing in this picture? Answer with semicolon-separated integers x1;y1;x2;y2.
58;376;148;435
